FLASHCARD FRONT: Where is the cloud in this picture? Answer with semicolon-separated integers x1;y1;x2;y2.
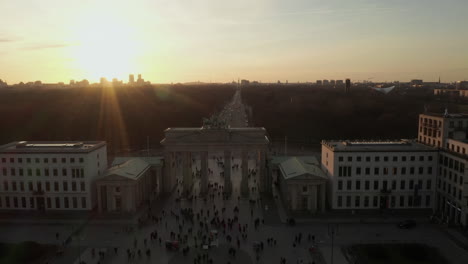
0;38;16;42
21;43;73;50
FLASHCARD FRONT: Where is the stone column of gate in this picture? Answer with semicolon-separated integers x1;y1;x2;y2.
200;151;209;194
182;152;192;195
224;150;232;195
258;149;267;193
163;152;173;194
240;149;249;197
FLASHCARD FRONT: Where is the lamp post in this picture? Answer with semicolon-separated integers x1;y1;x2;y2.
328;224;339;264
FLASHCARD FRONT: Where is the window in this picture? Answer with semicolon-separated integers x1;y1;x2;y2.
28;182;33;191
20;182;24;191
410;156;415;161
374;168;379;175
70;158;75;163
79;158;84;163
35;158;40;163
3;181;8;191
81;197;87;208
418;167;424;174
419;156;424;161
373;180;379;190
391;196;396;207
27;168;32;176
366;157;370;162
302;186;307;193
55;197;60;208
21;197;26;208
410;167;415;175
425;195;431;207
409;180;414;189
72;197;78;208
337;196;342;207
338;180;343;191
63;182;68;191
61;158;66;163
427;167;433;174
393;156;398;162
13;197;18;208
373;196;378;207
36;168;41;176
356;167;361;175
62;168;67;176
347;157;352;162
2;168;6;176
64;197;69;208
400;196;405;207
392;167;397;175
356;180;361;190
357;156;362;162
12;181;17;191
346;196;351;207
80;169;84;177
10;158;14;163
391;180;396;190
364;196;369;207
10;168;15;176
30;197;35;208
347;180;352;190
400;180;405;190
19;168;23;176
45;181;50;191
44;158;48;163
365;180;370;190
383;168;388;175
5;196;10;208
402;156;407;162
382;180;388;190
45;169;49;177
52;158;57;163
37;182;42;191
355;196;360;207
54;182;59;191
1;158;5;163
338;156;343;162
384;156;388;162
408;196;413;206
53;169;58;176
47;197;52;208
375;156;380;162
80;182;85;191
26;158;31;163
365;168;370;175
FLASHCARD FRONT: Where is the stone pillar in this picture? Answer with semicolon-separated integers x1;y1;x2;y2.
182;152;192;194
311;185;317;212
321;183;326;212
224;150;232;195
200;151;208;194
163;152;173;194
259;149;267;193
241;149;249;197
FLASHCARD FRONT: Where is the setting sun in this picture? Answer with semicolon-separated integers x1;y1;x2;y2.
69;14;142;81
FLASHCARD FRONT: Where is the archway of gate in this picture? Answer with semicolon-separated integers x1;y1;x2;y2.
160;127;270;198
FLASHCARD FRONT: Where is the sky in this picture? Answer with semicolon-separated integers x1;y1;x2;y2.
1;0;467;84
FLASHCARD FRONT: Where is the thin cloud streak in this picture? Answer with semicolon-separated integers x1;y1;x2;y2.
21;43;73;50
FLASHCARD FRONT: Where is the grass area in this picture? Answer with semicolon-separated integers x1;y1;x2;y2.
0;241;56;264
345;243;449;264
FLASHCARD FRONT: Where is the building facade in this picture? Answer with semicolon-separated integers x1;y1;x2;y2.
418;113;468;148
0;141;107;211
321;140;438;211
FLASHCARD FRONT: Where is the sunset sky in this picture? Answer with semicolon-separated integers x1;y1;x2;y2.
1;0;467;84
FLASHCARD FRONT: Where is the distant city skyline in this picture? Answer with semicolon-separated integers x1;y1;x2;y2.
1;0;467;83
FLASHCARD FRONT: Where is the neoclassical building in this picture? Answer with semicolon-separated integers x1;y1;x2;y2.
271;156;327;213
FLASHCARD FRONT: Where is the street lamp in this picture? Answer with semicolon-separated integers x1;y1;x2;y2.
328;224;339;264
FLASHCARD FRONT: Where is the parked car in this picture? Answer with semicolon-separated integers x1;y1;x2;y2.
398;220;416;229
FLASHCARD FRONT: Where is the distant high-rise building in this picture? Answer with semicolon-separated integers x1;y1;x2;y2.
316;80;322;85
345;79;351;93
330;80;336;85
240;79;250;85
69;80;75;85
129;74;135;84
138;74;142;81
323;79;329;85
336;80;344;85
100;77;108;85
411;79;423;86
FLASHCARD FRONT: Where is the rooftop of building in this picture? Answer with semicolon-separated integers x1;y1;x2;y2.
321;139;437;152
112;156;163;167
271;155;327;180
420;112;468;119
0;141;106;153
102;158;150;180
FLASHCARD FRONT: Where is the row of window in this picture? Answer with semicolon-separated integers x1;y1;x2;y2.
336;194;431;208
337;179;431;191
2;180;86;192
337;155;433;163
438;180;463;201
0;157;84;164
0;196;87;209
1;167;84;178
338;166;433;177
439;155;465;173
440;168;464;185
